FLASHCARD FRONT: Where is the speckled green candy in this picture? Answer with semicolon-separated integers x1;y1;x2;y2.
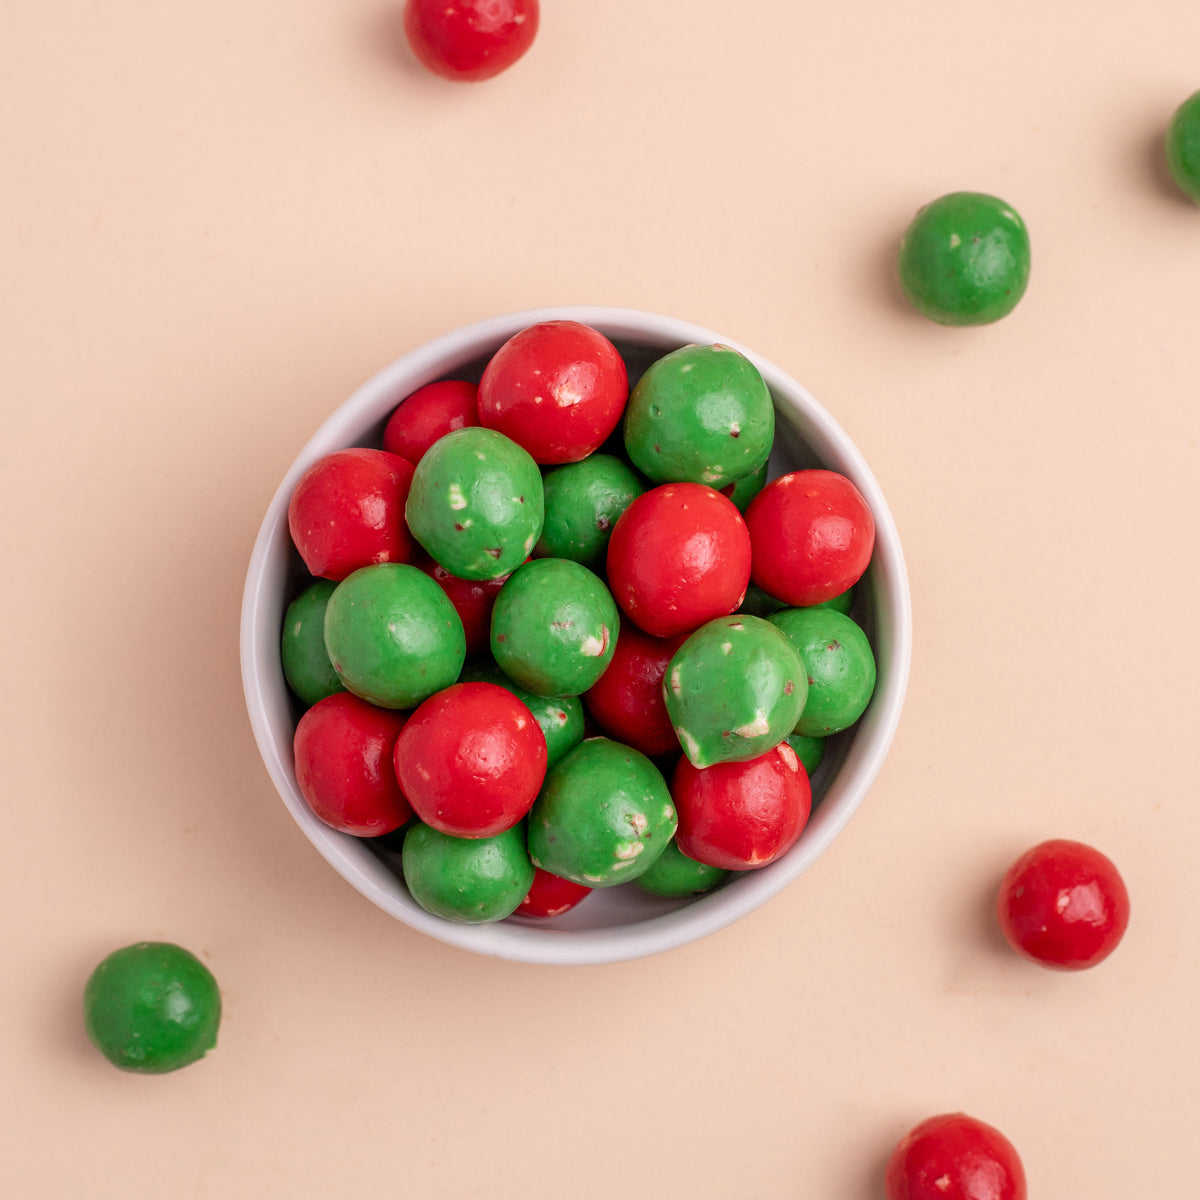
324;563;465;709
490;558;619;697
281;579;345;706
623;343;775;488
406;426;544;580
527;738;677;887
664;615;807;768
786;732;826;776
636;840;730;898
769;607;876;737
1166;90;1200;205
83;942;221;1074
898;191;1031;326
458;661;585;767
723;456;769;512
402;822;534;923
534;454;644;567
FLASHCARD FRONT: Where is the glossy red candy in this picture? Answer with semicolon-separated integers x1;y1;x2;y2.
997;838;1130;970
477;321;629;464
404;0;539;82
416;553;509;658
293;693;412;836
393;682;547;838
382;380;479;465
287;448;416;581
885;1112;1027;1200
516;868;592;918
670;741;811;870
606;483;752;638
583;621;685;757
744;469;874;607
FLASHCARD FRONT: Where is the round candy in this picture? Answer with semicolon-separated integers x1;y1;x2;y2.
635;840;730;898
534;454;644;567
405;426;544;580
737;580;787;619
403;0;539;82
997;839;1130;970
786;732;825;777
294;692;412;836
527;738;677;887
402;822;534;923
769;606;876;736
583;620;686;757
287;448;416;581
477;321;629;464
720;456;770;512
623;343;774;488
664;615;807;768
516;868;592;918
84;942;221;1074
606;483;752;638
393;682;547;838
383;380;479;464
745;469;874;607
324;563;465;709
281;579;345;706
897;191;1031;326
417;554;509;658
671;741;811;870
458;661;585;767
885;1112;1027;1200
1166;90;1200;205
490;559;619;697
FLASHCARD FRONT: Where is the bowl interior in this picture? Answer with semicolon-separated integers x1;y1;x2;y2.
241;306;912;965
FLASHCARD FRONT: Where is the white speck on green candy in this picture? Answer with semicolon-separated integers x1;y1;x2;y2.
628;813;648;835
701;468;722;483
677;727;701;761
668;666;682;694
721;642;732;655
614;841;644;861
448;484;467;511
949;233;961;248
583;873;605;883
523;533;536;555
733;710;770;738
580;632;606;656
475;452;486;461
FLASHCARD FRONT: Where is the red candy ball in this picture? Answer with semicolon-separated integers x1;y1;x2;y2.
516;868;592;919
287;448;416;581
885;1112;1027;1200
293;693;412;837
745;468;874;607
671;741;812;870
606;483;751;638
997;838;1131;970
417;554;509;658
393;682;547;838
477;321;629;464
404;0;539;82
383;380;479;465
584;621;685;757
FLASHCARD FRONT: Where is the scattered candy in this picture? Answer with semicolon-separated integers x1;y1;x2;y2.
1165;90;1200;205
884;1112;1027;1200
403;0;539;83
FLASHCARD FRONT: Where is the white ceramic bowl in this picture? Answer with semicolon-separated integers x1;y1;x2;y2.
241;306;912;965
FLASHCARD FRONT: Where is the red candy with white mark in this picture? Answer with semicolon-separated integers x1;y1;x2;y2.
606;482;752;637
393;682;548;838
403;0;539;82
383;379;479;465
416;553;510;658
293;693;412;837
516;868;593;919
885;1112;1027;1200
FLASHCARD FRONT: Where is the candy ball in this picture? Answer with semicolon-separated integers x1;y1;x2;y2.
516;868;592;918
403;0;539;82
417;555;509;658
786;732;826;776
383;379;479;465
84;942;221;1074
885;1112;1027;1200
635;840;731;898
664;615;807;768
527;738;677;887
1166;90;1200;205
534;453;645;567
405;426;544;580
324;563;465;709
623;343;774;488
720;456;770;512
897;191;1031;326
281;580;345;706
402;823;534;923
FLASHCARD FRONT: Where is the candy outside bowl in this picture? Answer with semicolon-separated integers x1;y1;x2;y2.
240;306;912;965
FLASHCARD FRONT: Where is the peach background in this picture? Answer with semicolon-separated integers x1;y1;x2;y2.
5;1;1200;1195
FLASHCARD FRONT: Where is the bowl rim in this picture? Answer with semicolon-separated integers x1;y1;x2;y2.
240;304;912;965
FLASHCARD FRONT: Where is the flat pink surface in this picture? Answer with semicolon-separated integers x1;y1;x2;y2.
4;2;1198;1196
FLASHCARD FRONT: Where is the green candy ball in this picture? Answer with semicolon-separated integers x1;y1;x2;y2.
786;732;826;776
623;343;775;488
83;942;221;1074
281;579;345;706
664;615;807;768
534;454;645;567
635;840;730;898
722;456;769;512
405;427;544;580
898;191;1031;326
324;563;465;709
527;738;677;887
814;587;854;616
458;661;585;767
402;822;534;924
490;559;619;697
1166;90;1200;205
769;607;876;737
738;580;788;618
